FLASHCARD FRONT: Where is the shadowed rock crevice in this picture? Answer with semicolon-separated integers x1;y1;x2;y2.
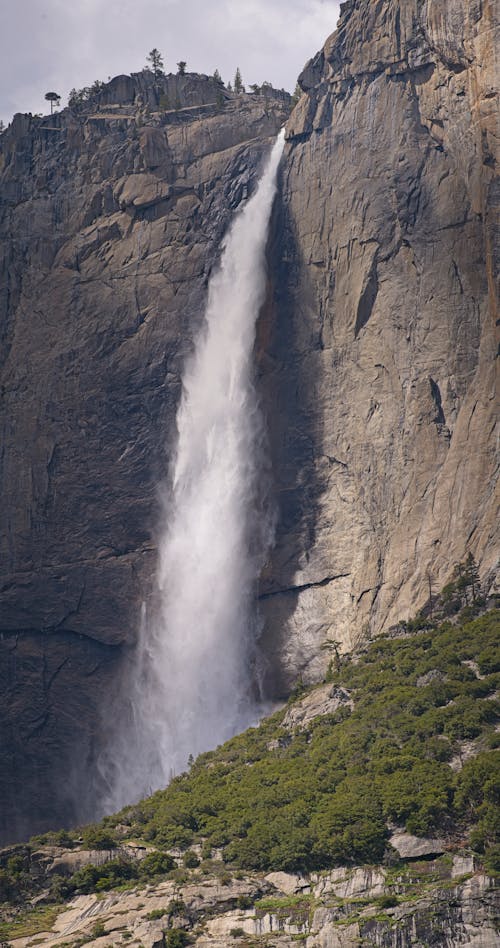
354;253;379;338
257;170;328;697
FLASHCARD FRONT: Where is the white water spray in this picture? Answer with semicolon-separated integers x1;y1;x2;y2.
99;131;285;809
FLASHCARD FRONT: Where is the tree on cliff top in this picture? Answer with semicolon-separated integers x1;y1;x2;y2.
44;91;61;114
234;67;244;93
146;48;164;78
177;61;187;75
291;82;302;106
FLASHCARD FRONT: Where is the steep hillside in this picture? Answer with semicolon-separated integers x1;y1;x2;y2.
1;609;498;946
260;0;499;691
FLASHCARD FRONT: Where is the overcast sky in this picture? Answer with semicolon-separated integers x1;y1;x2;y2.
1;0;341;127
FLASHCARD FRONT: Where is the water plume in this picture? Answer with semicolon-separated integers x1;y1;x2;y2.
99;130;285;810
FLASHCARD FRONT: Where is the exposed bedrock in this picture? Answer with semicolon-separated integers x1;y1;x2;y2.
259;0;499;692
0;77;290;840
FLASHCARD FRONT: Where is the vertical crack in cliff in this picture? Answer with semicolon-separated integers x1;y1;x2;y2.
354;252;379;338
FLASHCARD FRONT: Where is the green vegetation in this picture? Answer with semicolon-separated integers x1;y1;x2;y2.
234;67;244;94
399;554;486;631
0;904;63;941
2;607;497;908
80;826;117;850
182;850;200;869
44;92;61;114
440;554;482;615
100;610;498;876
43;849;176;900
146;48;164;78
146;908;167;920
28;828;77;850
68;80;105;109
291;83;302;107
165;931;189;948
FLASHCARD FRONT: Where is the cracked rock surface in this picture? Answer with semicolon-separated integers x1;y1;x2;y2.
3;858;498;948
0;75;290;841
259;0;499;691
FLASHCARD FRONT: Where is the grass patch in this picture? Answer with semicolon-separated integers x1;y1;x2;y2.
0;905;64;940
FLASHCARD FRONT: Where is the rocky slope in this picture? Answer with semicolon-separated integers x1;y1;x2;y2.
260;0;499;691
1;606;499;946
0;74;290;842
1;856;497;948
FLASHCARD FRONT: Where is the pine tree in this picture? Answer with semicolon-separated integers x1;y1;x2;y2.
44;91;61;114
234;67;244;94
146;48;164;78
213;68;223;84
177;61;187;75
464;553;481;602
291;82;302;106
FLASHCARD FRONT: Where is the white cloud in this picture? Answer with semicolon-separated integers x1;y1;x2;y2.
0;0;340;125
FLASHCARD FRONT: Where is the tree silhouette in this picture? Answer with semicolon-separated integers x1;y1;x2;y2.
177;61;187;75
291;82;302;106
146;49;164;78
44;91;61;114
234;67;244;94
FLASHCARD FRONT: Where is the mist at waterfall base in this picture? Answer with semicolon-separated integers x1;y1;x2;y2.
97;131;285;813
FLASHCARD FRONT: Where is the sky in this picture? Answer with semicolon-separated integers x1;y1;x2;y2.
1;0;341;127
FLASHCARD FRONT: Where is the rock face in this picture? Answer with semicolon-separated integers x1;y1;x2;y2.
0;0;498;840
0;75;290;842
260;0;499;691
3;855;498;948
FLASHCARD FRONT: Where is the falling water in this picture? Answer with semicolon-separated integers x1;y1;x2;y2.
99;130;285;810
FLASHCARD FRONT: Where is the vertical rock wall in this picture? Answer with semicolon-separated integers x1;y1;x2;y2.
260;0;498;691
0;84;289;841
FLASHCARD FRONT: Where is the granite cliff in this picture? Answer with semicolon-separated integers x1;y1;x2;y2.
0;74;290;842
260;0;499;690
0;0;498;842
1;854;497;948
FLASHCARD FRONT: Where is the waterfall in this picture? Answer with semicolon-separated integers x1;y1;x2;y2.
99;130;285;810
